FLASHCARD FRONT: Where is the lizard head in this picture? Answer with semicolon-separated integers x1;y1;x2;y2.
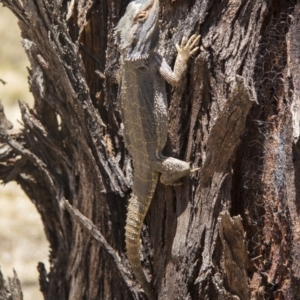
115;0;159;61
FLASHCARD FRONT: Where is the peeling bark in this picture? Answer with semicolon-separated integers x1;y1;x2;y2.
219;211;249;300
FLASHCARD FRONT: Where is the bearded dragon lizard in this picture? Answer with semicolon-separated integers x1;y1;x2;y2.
115;1;200;299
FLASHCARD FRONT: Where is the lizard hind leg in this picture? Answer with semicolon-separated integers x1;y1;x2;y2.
152;156;193;186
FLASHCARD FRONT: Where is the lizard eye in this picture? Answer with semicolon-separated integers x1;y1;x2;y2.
136;11;147;23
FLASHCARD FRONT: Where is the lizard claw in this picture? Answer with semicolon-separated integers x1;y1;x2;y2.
188;162;200;173
186;34;201;49
180;36;188;47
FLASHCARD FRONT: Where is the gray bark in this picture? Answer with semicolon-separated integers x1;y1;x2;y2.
0;0;300;299
0;269;23;300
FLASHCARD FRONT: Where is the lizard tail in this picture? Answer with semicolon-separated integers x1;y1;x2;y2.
125;172;157;300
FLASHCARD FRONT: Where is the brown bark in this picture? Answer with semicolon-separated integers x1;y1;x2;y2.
0;0;300;299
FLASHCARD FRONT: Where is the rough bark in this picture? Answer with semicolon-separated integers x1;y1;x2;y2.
0;269;23;300
0;0;300;299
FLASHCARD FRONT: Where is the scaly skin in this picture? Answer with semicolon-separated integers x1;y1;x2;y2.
115;1;200;299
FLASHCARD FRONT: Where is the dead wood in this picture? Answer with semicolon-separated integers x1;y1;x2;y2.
1;0;300;299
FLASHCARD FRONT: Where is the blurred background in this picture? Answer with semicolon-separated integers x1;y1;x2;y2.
0;5;49;300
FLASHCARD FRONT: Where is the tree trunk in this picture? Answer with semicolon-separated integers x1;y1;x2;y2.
1;0;300;299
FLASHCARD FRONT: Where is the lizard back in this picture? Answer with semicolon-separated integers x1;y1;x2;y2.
120;58;168;161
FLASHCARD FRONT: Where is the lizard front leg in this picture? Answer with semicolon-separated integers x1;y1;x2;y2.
158;34;200;86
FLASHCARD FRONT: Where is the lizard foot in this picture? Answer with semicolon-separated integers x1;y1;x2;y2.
176;34;201;60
